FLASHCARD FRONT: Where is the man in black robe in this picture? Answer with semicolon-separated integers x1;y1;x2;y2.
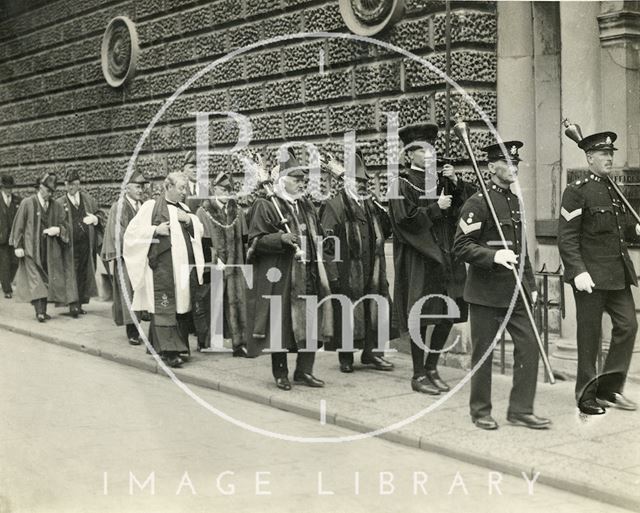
101;171;149;344
0;174;20;298
321;150;395;373
57;170;100;317
389;123;474;395
246;150;333;390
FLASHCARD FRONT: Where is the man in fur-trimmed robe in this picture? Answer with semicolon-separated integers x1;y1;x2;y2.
123;172;205;368
9;173;72;322
101;171;149;345
246;150;333;390
57;170;100;317
194;170;249;356
320;150;395;373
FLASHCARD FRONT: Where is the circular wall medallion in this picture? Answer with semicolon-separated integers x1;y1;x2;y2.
101;16;140;88
339;0;405;36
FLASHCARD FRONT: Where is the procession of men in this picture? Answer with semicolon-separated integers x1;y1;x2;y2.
0;121;638;427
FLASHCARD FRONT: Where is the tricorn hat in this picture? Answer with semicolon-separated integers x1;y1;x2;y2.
0;174;15;188
39;172;57;192
398;122;439;147
354;148;371;180
481;141;524;163
578;132;618;152
273;147;305;179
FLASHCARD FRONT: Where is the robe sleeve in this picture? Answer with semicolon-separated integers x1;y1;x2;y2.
319;198;342;283
249;199;285;254
123;200;157;292
8;197;29;250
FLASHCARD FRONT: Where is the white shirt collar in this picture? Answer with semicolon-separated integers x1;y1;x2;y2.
1;191;10;204
345;185;363;205
67;192;80;204
37;192;48;209
410;164;425;172
125;194;139;210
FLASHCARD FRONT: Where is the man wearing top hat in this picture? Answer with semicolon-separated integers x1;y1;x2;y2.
454;140;550;430
101;171;149;345
246;149;332;390
57;170;101;318
558;131;639;415
194;169;249;356
389;122;474;396
0;174;20;298
9;173;71;322
320;149;395;373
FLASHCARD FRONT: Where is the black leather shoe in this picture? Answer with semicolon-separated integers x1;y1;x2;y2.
36;313;46;323
472;415;499;430
507;412;551;429
70;309;79;319
361;353;394;371
166;356;183;368
128;337;141;346
44;313;51;320
293;372;325;387
79;308;87;315
597;393;637;411
340;363;354;373
4;292;11;299
411;376;440;395
275;377;291;390
232;346;248;358
426;369;450;392
579;398;606;415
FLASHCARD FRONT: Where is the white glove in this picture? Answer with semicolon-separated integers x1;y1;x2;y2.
494;249;518;269
635;224;640;236
82;213;98;225
437;191;452;210
574;271;595;294
531;291;538;305
43;226;60;237
14;248;25;258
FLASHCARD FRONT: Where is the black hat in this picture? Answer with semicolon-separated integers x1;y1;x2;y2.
354;148;370;180
277;148;305;178
0;174;14;188
481;141;523;163
39;173;57;192
213;171;233;188
129;171;149;185
578;132;618;152
398;122;439;146
66;169;81;183
184;150;197;166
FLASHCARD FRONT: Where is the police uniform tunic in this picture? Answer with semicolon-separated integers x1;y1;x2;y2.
454;181;539;419
558;173;638;402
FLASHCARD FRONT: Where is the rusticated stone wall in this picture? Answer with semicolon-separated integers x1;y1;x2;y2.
0;0;497;206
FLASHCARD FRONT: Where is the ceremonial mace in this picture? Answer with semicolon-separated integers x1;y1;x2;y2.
453;121;556;384
246;155;306;262
563;118;640;224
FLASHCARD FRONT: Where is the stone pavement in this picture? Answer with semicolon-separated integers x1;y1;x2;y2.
1;297;639;511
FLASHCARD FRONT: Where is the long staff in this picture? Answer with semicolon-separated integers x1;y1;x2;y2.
454;121;556;384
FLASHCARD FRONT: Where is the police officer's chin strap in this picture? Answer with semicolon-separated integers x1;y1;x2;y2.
454;120;556;384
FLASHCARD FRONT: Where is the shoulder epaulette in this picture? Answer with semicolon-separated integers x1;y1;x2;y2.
571;178;589;188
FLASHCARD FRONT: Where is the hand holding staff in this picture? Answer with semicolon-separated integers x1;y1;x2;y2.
454;121;556;384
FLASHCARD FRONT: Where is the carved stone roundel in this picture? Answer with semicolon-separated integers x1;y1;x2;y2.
339;0;405;36
101;16;140;88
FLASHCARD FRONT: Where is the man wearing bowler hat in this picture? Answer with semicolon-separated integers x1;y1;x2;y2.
0;174;20;298
389;122;473;396
321;149;395;373
454;140;550;430
558;131;639;415
246;148;332;390
101;171;149;345
9;173;71;322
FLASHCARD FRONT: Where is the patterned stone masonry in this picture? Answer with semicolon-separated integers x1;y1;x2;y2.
0;0;497;205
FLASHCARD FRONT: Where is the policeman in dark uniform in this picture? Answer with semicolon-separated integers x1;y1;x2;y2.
454;141;551;430
558;131;639;415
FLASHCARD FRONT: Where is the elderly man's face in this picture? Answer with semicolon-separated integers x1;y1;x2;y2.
39;184;53;200
280;174;306;197
66;179;81;196
166;178;188;203
489;159;519;185
183;163;197;182
587;150;614;177
126;183;144;202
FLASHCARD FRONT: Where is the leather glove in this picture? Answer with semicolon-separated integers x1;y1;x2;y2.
574;271;595;294
493;249;518;270
14;248;25;258
43;226;60;237
82;213;98;225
